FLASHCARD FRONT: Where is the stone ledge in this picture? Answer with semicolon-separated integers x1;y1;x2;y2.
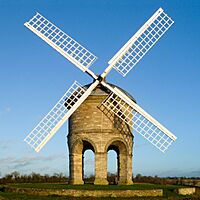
175;187;196;195
68;180;84;185
94;178;108;185
4;187;163;197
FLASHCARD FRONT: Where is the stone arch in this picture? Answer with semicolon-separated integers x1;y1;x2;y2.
81;137;97;154
82;139;95;183
70;137;97;154
69;137;97;185
106;138;128;185
105;137;128;154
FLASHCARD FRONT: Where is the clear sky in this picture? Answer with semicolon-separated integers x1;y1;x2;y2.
0;0;200;178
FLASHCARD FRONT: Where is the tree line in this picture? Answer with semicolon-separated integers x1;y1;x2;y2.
133;174;200;186
0;171;199;185
0;171;68;184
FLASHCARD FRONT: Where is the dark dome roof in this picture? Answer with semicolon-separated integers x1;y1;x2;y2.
83;82;136;103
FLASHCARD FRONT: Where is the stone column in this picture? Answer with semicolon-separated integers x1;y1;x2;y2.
94;152;108;185
69;153;84;185
118;153;133;185
118;153;127;185
126;154;133;185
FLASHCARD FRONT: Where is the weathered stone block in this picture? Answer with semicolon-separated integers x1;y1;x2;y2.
175;187;196;195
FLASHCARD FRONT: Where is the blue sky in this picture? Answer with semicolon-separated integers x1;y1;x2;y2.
0;0;200;178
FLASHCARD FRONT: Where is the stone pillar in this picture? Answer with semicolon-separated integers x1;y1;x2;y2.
118;153;127;185
69;153;84;185
126;154;133;185
94;152;108;185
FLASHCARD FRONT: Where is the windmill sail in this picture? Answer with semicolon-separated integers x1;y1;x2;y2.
101;82;177;152
24;80;99;152
24;13;97;72
24;8;177;154
108;8;174;77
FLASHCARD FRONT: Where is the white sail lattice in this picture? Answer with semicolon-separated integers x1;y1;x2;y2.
24;81;86;152
108;8;174;77
24;13;97;72
101;92;176;152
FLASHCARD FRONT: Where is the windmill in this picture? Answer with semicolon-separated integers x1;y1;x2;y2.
24;8;177;182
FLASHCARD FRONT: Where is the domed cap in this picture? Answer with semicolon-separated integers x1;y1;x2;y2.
83;82;136;103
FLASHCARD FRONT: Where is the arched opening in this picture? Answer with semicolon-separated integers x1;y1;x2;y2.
106;140;128;185
107;145;119;185
82;141;95;184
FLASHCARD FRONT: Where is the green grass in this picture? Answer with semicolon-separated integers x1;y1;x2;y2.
0;183;198;200
5;183;183;190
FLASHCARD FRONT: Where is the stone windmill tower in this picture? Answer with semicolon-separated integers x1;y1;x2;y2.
68;83;135;185
24;8;177;185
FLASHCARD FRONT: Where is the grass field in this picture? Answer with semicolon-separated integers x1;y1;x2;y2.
0;183;199;200
4;183;183;190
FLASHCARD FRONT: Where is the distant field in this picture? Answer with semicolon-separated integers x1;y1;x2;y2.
0;183;199;200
